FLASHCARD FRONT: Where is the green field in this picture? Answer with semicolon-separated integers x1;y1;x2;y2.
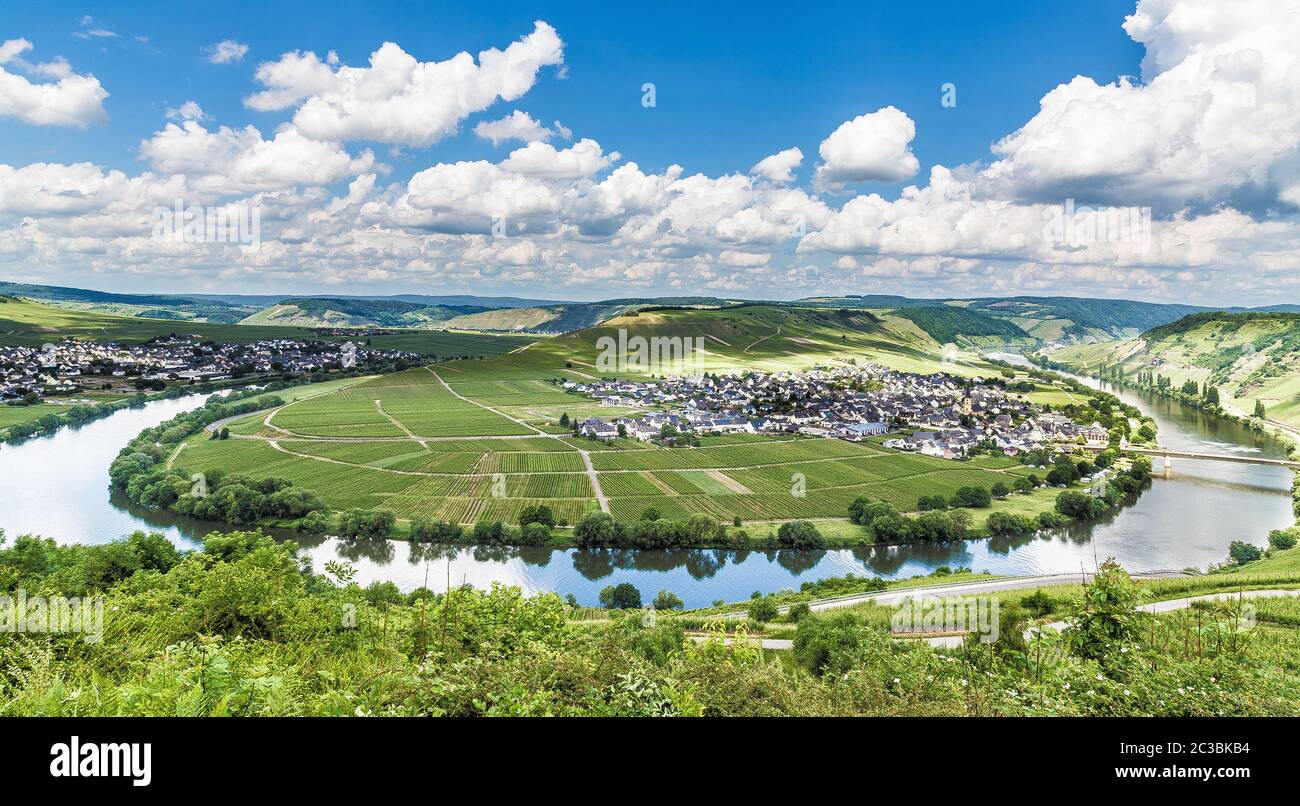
177;352;1060;528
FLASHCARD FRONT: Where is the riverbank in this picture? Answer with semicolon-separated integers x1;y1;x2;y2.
1034;352;1298;455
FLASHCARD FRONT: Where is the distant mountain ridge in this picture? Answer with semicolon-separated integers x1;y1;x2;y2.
2;280;1296;340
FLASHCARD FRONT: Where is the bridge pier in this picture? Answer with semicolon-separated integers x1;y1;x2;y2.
1163;454;1172;479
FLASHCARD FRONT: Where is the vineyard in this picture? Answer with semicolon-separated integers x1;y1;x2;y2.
173;332;1058;531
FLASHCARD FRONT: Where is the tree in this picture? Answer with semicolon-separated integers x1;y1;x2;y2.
916;494;948;511
852;499;898;526
990;482;1010;499
986;511;1036;536
599;582;642;609
1254;399;1266;418
653;590;684;610
518;503;556;528
776;520;825;549
640;507;662;522
1055;490;1103;520
472;520;507;544
574;512;623;547
519;522;552;545
848;495;873;523
409;518;463;543
950;486;992;508
870;513;916;542
1228;540;1263;566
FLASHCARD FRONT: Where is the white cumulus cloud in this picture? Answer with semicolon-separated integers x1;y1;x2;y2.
0;39;107;127
813;106;919;191
473;110;565;145
750;147;804;183
244;21;564;147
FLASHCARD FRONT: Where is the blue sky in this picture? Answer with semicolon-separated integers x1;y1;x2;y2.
0;1;1296;304
3;1;1143;193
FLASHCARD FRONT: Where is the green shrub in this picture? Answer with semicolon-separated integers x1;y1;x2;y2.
747;595;779;622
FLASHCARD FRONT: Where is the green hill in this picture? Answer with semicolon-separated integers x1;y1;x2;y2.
803;294;1214;343
1049;311;1300;430
457;303;1012;381
238;297;484;328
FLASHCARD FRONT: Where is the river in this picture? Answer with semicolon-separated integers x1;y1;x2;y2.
0;377;1292;608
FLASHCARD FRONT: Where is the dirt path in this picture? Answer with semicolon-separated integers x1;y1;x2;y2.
744;325;782;354
374;399;423;444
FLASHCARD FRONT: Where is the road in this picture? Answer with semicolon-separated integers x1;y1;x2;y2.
713;570;1189;620
695;584;1298;651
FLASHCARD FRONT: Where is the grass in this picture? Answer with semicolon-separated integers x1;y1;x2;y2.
0;402;71;428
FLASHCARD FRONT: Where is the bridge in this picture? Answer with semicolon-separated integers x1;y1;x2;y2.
1080;444;1300;471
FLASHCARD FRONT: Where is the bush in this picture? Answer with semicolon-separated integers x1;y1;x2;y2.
990;482;1010;499
786;602;812;623
747;595;779;622
1268;528;1298;551
792;612;872;677
1020;589;1056;618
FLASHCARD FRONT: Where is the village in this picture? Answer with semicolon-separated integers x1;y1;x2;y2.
561;364;1112;458
0;335;420;402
